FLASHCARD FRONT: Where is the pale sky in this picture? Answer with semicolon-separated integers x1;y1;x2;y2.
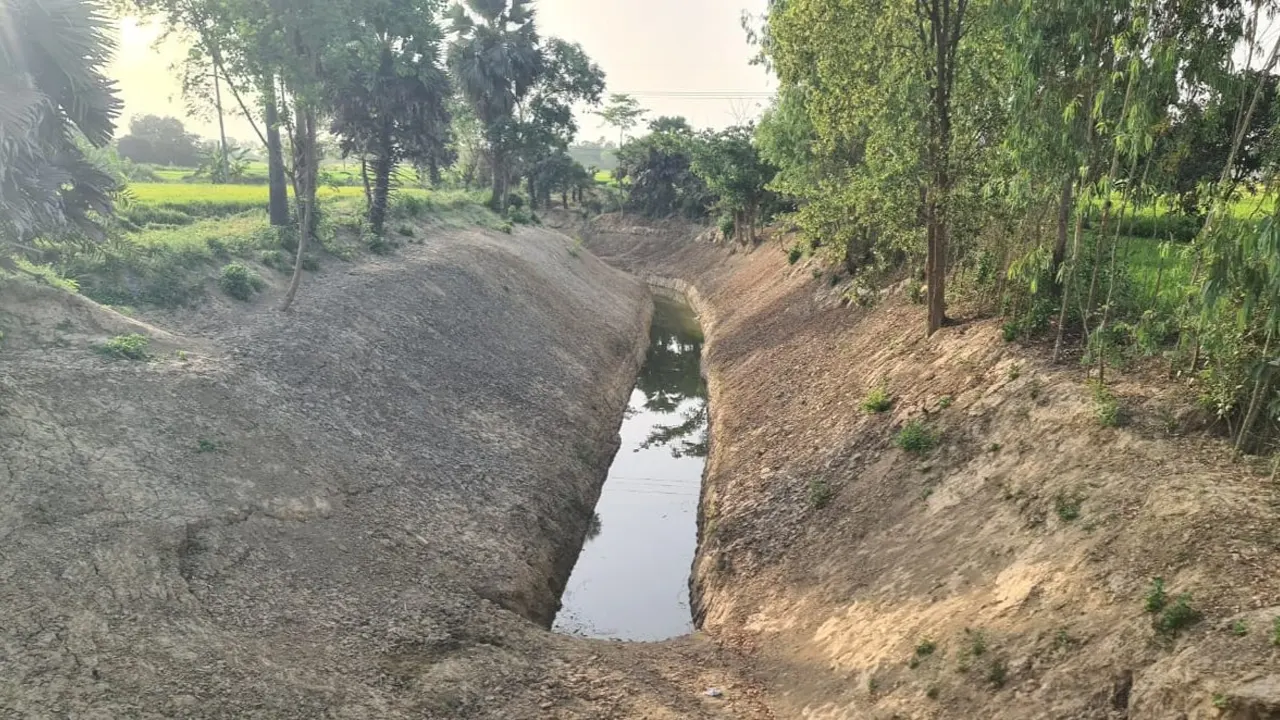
106;0;774;145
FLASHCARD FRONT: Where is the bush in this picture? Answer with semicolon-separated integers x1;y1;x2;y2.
896;420;937;454
1091;381;1124;427
396;224;416;237
862;383;894;413
259;249;290;271
508;205;534;225
1155;594;1201;636
218;262;263;301
787;245;803;264
95;333;150;360
808;478;833;509
390;193;431;219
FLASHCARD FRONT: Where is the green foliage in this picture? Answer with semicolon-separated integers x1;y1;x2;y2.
965;629;987;657
807;477;833;509
218;262;263;301
1144;578;1168;614
1231;619;1248;637
690;125;777;243
1155;594;1201;636
915;639;936;657
862;383;894;413
926;685;940;700
1054;492;1082;522
986;659;1008;688
196;438;219;453
896;420;937;454
787;244;803;265
95;333;150;360
1091;381;1124;427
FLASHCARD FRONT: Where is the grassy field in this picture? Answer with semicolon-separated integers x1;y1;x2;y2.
37;181;503;309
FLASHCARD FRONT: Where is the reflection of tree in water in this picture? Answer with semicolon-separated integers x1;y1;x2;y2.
634;299;708;458
585;511;602;541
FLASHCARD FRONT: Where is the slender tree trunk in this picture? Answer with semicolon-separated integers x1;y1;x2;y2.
369;153;393;237
1052;177;1073;282
489;151;505;212
1236;325;1274;452
264;79;289;227
361;157;372;211
528;173;538;211
212;60;229;183
281;105;316;313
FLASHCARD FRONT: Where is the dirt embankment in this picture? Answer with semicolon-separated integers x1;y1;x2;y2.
584;215;1280;720
0;225;772;719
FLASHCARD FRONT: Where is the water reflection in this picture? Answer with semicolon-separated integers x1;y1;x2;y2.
635;297;708;458
553;296;708;641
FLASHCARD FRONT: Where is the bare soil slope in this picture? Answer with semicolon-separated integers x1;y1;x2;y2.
584;215;1280;720
0;225;769;719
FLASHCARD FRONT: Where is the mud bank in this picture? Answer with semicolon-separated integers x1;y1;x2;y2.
0;226;675;717
584;215;1280;720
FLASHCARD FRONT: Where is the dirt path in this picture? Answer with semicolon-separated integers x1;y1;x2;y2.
583;215;1280;720
0;224;769;719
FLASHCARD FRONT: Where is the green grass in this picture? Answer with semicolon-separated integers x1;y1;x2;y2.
896;420;938;454
94;333;150;360
862;383;894;413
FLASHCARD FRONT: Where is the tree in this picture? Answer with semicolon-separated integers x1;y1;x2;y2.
329;0;453;235
515;37;605;209
596;93;646;147
446;0;542;211
0;0;121;248
690;125;776;243
614;118;711;218
116;115;203;166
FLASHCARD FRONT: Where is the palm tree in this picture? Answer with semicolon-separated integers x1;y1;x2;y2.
0;0;121;248
446;0;541;211
330;0;454;235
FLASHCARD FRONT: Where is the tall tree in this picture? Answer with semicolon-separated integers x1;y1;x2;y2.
329;0;453;235
690;125;776;243
596;92;646;147
0;0;121;248
446;0;542;211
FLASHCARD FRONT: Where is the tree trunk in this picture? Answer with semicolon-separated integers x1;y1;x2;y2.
489;152;505;212
562;190;568;208
528;173;538;211
264;79;289;227
1051;177;1073;282
281;105;316;313
1236;325;1274;452
361;157;372;211
369;152;393;237
212;59;229;184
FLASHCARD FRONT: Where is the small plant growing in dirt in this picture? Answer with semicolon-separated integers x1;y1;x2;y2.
1054;492;1082;522
966;628;987;657
1144;578;1168;613
986;658;1008;688
196;439;219;453
808;478;833;509
396;224;416;238
1007;363;1021;381
867;676;879;694
907;278;925;304
1155;594;1201;636
937;395;953;409
259;249;290;271
1054;628;1075;649
568;237;585;258
95;333;150;360
1091;381;1124;427
1231;619;1249;637
988;442;1002;453
925;685;940;700
1213;694;1230;710
786;245;803;265
218;262;264;301
896;420;937;455
862;383;894;413
916;639;936;657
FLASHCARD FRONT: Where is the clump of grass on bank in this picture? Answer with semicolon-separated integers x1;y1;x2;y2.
862;382;894;413
218;262;265;301
94;333;149;360
896;420;937;454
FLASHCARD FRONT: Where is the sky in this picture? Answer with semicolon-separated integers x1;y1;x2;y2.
105;0;774;145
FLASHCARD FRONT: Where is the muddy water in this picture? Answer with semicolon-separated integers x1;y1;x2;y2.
554;296;708;641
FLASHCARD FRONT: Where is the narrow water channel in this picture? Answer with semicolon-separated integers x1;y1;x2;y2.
553;295;708;641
